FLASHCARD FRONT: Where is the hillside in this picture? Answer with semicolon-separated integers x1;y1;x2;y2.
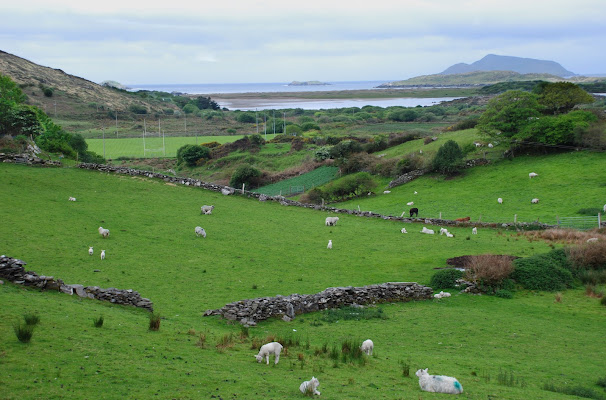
0;50;175;114
440;54;575;77
378;70;565;87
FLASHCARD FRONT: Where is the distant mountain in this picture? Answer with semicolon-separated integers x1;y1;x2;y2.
440;54;575;77
288;81;330;86
377;70;565;88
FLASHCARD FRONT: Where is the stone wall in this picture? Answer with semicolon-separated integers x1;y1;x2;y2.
0;256;153;311
388;168;429;189
204;282;433;326
1;152;61;166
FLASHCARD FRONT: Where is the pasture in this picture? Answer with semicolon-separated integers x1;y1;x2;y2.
1;163;605;399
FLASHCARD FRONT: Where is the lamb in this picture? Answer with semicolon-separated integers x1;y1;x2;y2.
360;339;374;355
421;227;435;235
255;342;283;365
407;201;414;206
472;227;478;235
68;197;76;201
497;197;503;204
88;246;93;256
327;239;333;249
439;228;448;235
529;172;538;178
488;143;494;148
416;368;463;394
414;191;418;194
531;198;540;204
98;226;110;238
401;227;408;234
200;205;214;215
100;250;105;260
195;226;206;238
299;377;321;396
325;217;339;226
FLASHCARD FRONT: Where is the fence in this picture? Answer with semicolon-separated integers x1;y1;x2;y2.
556;215;602;231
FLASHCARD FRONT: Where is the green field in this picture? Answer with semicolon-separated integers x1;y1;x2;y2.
254;166;340;196
1;163;605;399
86;135;245;159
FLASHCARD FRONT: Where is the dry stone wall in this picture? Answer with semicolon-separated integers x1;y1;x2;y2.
1;153;61;166
0;256;153;311
204;282;433;326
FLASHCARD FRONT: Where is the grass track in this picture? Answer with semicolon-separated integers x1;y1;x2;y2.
1;163;605;399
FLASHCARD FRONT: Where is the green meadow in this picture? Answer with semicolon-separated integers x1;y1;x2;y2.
1;163;605;399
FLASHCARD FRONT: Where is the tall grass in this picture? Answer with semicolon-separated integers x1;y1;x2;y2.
13;323;34;343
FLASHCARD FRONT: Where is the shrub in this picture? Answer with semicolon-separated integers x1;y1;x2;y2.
93;315;104;328
464;255;515;291
329;140;363;159
301;122;320;131
128;104;148;114
448;117;479;131
149;313;161;331
235;112;256;123
200;141;221;148
512;254;574;291
23;314;40;326
229;164;262;188
429;269;463;290
566;241;606;271
43;87;54;97
314;146;331;161
176;144;211;166
14;323;34;343
432;140;464;176
495;289;514;299
318;172;376;202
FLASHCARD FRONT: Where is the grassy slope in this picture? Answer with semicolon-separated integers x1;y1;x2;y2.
336;151;606;224
253;166;339;196
1;164;605;399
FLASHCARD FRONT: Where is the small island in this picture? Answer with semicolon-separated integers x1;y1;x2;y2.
288;80;331;86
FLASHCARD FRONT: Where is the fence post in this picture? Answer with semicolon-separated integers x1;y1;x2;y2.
599;213;602;228
321;198;324;207
358;205;361;212
478;214;482;222
242;183;245;194
439;212;442;219
514;214;517;223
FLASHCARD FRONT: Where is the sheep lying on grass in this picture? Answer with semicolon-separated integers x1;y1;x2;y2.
88;246;93;256
416;368;463;394
360;339;374;355
255;342;283;365
299;376;321;396
325;217;339;226
195;226;206;238
434;291;452;299
68;197;76;201
383;190;391;194
421;227;435;235
98;227;110;238
100;250;105;260
587;237;598;243
407;201;414;206
200;205;214;215
401;228;408;234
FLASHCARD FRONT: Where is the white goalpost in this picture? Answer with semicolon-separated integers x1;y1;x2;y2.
142;118;166;157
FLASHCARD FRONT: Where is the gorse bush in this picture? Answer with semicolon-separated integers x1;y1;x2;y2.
512;253;574;291
464;255;515;291
430;269;463;290
93;315;104;328
431;140;464;176
229;164;262;188
23;313;40;326
566;241;606;271
14;323;34;343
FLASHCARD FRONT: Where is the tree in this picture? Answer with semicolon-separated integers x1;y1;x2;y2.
476;90;542;139
535;82;595;115
229;164;261;188
519;110;597;145
194;96;220;110
431;140;464;176
176;144;210;166
235;112;255;123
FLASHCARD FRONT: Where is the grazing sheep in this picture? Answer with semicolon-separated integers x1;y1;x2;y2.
421;227;435;235
529;172;539;178
531;198;540;204
98;227;110;238
419;149;423;154
255;342;283;365
195;226;206;238
100;250;105;260
221;188;233;196
414;191;418;194
472;227;478;235
416;368;463;394
325;217;339;226
401;227;408;234
327;240;333;249
587;238;598;243
498;197;503;204
200;205;214;215
68;197;76;201
409;208;419;217
474;142;482;147
360;339;374;355
488;143;494;148
407;201;414;206
455;217;470;222
383;190;391;194
299;377;321;396
439;228;448;235
88;246;93;256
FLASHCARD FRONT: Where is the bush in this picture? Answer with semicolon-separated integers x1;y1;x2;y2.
176;144;211;166
430;269;463;290
448;117;479;131
314;146;331;161
149;313;161;331
566;241;606;271
432;140;464;176
23;314;40;326
319;172;376;202
464;255;515;291
14;323;34;343
93;315;104;328
43;87;54;97
128;104;148;114
495;289;514;299
301;122;320;131
329;140;363;159
229;164;262;188
235;112;256;123
512;254;574;291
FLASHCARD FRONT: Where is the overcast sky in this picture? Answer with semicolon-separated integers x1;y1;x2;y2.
1;0;605;85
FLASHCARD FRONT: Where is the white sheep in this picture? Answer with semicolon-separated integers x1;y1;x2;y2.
401;227;408;234
383;190;391;194
98;226;110;238
68;197;76;201
421;227;435;235
446;232;454;238
529;172;538;178
474;142;482;147
497;197;503;204
439;228;448;235
416;368;463;394
299;377;321;396
88;246;93;256
255;342;283;365
587;238;598;243
472;227;478;235
488;143;494;148
325;217;339;226
407;201;414;206
200;205;214;215
195;226;206;238
531;198;540;204
327;239;333;249
360;339;374;356
100;250;105;260
414;191;418;194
